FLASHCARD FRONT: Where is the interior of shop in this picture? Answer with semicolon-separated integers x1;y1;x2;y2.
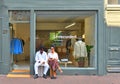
9;10;96;72
36;11;95;68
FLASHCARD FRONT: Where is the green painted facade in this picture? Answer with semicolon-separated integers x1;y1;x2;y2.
0;0;107;75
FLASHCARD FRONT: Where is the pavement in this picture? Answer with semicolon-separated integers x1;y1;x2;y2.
0;73;120;84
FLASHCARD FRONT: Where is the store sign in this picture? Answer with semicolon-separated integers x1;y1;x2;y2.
56;35;77;39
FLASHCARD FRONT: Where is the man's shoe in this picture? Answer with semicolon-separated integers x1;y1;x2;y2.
43;74;47;79
34;74;38;79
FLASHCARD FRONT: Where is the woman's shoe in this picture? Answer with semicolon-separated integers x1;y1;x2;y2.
51;76;57;79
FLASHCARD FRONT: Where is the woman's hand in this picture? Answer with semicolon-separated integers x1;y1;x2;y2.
42;61;45;64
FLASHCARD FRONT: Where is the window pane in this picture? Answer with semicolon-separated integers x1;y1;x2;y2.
108;0;118;4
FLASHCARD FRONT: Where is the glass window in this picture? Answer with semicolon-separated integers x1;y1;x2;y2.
108;0;119;4
9;10;30;22
36;11;96;68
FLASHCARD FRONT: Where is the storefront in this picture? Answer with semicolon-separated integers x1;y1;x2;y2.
0;0;106;75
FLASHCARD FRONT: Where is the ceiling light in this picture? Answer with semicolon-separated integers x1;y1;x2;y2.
65;22;76;29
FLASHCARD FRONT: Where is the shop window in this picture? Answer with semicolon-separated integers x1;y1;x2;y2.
36;11;96;68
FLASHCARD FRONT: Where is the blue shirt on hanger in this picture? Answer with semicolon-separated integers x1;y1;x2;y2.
10;38;23;54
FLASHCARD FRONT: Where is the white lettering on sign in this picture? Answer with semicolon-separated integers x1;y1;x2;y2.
56;35;77;39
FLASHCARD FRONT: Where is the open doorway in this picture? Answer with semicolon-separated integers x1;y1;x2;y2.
9;11;30;76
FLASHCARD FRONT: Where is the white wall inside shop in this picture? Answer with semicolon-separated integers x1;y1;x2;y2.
85;16;95;45
13;23;30;61
85;16;95;67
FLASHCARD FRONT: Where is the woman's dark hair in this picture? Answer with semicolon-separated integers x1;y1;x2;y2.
51;44;55;48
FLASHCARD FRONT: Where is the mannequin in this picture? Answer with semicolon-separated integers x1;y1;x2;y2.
73;37;87;58
73;37;87;67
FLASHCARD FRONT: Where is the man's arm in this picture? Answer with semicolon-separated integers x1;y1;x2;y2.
35;52;40;63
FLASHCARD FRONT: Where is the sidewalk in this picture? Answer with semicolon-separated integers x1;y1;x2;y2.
0;73;120;84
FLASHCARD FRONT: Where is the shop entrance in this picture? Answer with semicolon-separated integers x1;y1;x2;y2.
8;10;97;75
36;11;96;70
8;10;30;76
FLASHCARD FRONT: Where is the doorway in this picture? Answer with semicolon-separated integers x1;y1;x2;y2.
9;10;30;76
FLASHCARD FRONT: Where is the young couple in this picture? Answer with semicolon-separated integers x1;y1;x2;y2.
34;46;63;79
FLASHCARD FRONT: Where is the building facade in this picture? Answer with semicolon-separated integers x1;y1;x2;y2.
0;0;115;75
105;0;120;72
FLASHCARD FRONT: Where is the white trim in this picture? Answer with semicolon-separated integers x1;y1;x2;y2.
10;21;30;23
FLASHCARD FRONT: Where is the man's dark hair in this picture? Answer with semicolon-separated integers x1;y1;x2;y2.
39;45;44;50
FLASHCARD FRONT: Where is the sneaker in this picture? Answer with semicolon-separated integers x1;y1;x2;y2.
43;74;47;79
34;74;39;79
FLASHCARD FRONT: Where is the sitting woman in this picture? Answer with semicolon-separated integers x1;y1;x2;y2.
48;46;63;79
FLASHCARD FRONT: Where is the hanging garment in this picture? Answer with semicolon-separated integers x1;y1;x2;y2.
20;39;25;46
10;38;23;54
73;40;87;58
66;39;71;56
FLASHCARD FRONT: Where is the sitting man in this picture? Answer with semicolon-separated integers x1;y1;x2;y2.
34;46;49;79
